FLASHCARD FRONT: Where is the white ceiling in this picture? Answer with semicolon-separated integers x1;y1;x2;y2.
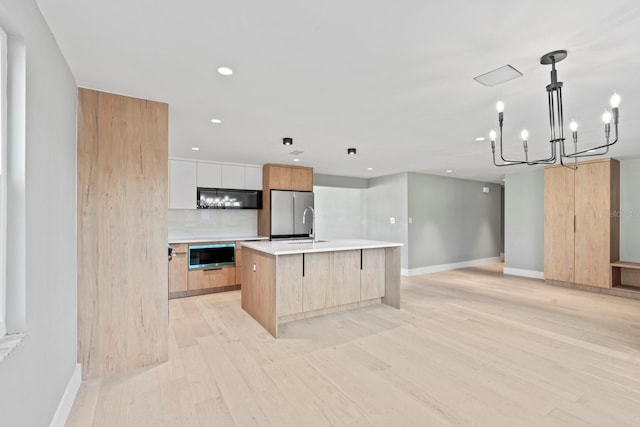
36;0;640;183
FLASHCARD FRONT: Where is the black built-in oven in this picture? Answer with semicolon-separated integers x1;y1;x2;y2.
188;243;236;269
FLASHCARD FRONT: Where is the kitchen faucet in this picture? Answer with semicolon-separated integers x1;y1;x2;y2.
302;206;316;242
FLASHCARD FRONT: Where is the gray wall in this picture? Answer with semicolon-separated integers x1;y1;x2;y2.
620;157;640;261
366;173;409;269
504;169;544;272
313;185;367;240
407;172;501;269
314;173;369;189
0;1;78;425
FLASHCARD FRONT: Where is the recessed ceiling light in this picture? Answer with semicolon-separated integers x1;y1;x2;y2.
367;167;373;171
445;169;453;173
192;147;200;151
502;178;506;182
475;137;486;141
347;148;357;155
293;158;300;162
210;118;222;124
217;66;233;76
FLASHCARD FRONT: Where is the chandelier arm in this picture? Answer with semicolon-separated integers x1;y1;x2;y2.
495;123;557;166
497;126;529;164
563;130;618;158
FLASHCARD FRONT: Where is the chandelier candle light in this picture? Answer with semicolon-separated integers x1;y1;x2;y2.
489;50;620;169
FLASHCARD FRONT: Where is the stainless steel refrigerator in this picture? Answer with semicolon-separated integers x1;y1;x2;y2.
270;190;314;240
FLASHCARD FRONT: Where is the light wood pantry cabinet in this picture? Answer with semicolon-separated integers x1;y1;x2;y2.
544;158;619;288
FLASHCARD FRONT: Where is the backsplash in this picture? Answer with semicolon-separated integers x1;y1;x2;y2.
168;209;258;238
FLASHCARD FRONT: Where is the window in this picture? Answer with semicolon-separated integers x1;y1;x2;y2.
0;26;7;339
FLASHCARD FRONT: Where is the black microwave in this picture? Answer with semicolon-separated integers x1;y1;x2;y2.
188;243;236;269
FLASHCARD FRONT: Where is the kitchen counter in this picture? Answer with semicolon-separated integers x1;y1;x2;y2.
168;234;269;244
241;239;402;256
241;239;402;337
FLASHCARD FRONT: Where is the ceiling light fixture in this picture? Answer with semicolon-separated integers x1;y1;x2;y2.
445;169;453;173
367;167;373;171
293;158;300;162
347;148;357;155
475;137;485;141
217;66;233;76
210;118;222;124
489;50;621;169
191;147;200;151
283;137;293;146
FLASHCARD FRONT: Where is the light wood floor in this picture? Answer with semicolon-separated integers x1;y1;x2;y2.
66;264;640;426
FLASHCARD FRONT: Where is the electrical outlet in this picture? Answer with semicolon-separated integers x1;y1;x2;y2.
253;263;257;272
409;217;413;224
390;217;396;224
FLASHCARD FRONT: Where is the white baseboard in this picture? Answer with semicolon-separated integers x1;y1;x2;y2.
406;257;502;276
503;267;544;280
50;363;82;427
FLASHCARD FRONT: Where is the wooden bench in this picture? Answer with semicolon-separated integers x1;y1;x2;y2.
611;261;640;288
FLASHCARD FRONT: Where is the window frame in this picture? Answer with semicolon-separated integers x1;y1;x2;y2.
0;25;8;339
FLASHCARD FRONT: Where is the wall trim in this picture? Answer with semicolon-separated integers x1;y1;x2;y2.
503;267;544;279
405;257;502;276
50;363;82;427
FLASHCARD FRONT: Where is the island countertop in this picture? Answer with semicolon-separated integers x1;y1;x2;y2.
241;239;402;256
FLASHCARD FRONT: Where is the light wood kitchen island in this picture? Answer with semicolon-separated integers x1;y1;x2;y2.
240;240;402;337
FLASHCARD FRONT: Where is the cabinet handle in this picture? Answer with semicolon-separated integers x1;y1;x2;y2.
302;254;305;277
204;267;223;271
360;249;363;270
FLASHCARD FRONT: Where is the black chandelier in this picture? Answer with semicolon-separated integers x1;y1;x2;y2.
489;49;620;169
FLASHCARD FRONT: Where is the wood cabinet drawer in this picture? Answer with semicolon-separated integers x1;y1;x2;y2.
188;266;236;290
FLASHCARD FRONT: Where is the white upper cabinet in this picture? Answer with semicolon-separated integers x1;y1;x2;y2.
244;166;263;190
197;162;223;188
221;165;245;189
169;160;197;209
170;160;263;209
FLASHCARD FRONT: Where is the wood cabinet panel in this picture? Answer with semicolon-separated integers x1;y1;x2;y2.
361;248;386;300
268;165;294;190
197;162;222;188
291;167;313;191
544;166;575;282
169;244;188;293
277;254;304;316
169;160;197;209
302;252;333;312
77;88;168;379
235;244;243;285
188;267;236;290
574;160;618;287
332;250;361;306
241;248;277;337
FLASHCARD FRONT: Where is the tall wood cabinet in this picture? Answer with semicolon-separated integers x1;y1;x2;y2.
258;164;314;237
544;158;619;288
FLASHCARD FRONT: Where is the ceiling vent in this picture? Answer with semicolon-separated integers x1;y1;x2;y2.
474;65;523;87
